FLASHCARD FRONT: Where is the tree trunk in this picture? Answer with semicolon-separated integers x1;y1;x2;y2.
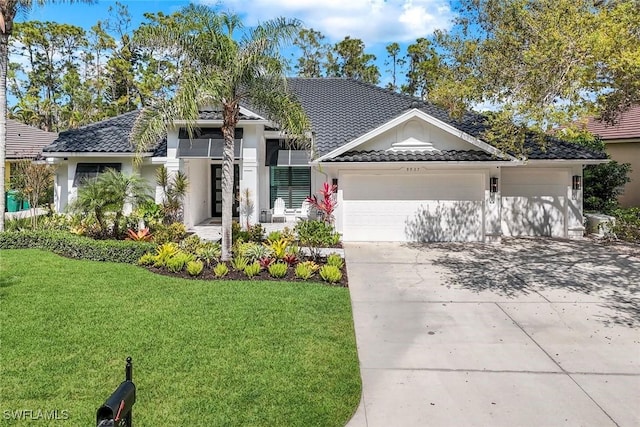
220;101;239;261
0;32;8;232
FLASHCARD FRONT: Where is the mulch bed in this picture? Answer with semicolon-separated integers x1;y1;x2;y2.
145;263;349;287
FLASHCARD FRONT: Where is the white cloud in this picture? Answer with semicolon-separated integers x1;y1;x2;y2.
201;0;453;45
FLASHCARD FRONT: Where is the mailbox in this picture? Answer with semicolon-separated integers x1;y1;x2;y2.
97;357;135;427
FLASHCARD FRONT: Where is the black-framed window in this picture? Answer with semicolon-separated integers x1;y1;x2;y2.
73;163;121;187
269;167;311;209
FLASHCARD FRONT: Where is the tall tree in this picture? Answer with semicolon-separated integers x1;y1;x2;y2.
431;0;640;152
292;28;329;77
131;5;309;260
327;36;380;84
384;42;403;91
0;0;93;232
401;38;440;100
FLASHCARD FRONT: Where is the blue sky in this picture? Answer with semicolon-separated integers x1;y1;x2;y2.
21;0;456;83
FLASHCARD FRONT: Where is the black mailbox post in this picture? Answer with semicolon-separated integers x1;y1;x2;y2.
97;357;136;427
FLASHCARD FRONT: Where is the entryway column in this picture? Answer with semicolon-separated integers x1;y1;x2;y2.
484;166;502;242
241;146;259;226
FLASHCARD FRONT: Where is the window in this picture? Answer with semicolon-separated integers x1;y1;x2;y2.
73;163;121;187
270;167;311;209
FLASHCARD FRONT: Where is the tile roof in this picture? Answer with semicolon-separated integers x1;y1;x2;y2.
43;110;167;156
6;119;58;159
43;78;607;162
324;150;498;162
285;78;604;161
584;105;640;140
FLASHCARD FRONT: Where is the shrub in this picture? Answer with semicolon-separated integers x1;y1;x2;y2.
294;263;314;280
247;224;265;242
137;252;156;266
243;243;272;262
40;213;73;231
266;238;289;259
244;262;261;278
213;262;229;278
154;222;187;244
166;252;194;273
232;220;250;242
231;256;249;271
195;242;221;266
127;228;153;242
266;230;282;242
299;260;320;272
186;260;204;276
0;230;156;264
268;262;288;278
178;234;202;253
319;265;343;284
610;207;640;243
295;220;340;259
283;252;298;266
258;257;274;269
153;243;180;268
326;253;345;269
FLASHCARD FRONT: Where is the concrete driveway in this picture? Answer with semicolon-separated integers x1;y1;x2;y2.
344;238;640;427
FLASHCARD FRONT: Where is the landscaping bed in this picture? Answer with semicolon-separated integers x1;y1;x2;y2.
0;249;361;426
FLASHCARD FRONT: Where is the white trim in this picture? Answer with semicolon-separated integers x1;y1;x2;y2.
171;119;271;126
502;159;608;166
315;109;513;162
317;161;519;169
43;152;153;158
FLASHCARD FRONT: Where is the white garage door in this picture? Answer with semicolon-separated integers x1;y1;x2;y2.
501;168;567;237
341;173;484;242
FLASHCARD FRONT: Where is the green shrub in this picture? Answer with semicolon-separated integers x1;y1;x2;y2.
154;222;187;244
4;216;33;232
0;230;156;264
40;213;73;231
213;262;229;278
247;224;265;242
186;260;204;276
232;220;250;242
611;207;640;243
294;263;314;280
295;220;339;259
166;252;194;273
266;238;289;259
137;252;156;266
230;256;249;272
153;243;180;268
326;253;344;269
266;230;282;242
195;242;221;266
244;261;261;278
268;262;288;278
179;234;203;254
319;265;343;284
243;243;272;262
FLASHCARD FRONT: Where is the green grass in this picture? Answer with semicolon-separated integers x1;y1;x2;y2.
0;250;361;426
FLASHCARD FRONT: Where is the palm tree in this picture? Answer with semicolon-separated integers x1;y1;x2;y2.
0;0;93;231
131;5;309;260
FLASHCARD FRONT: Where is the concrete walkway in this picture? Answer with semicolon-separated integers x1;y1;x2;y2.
345;239;640;427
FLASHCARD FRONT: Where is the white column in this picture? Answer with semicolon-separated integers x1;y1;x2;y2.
566;166;585;239
241;145;259;226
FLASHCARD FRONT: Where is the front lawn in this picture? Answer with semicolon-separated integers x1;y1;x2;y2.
0;250;361;426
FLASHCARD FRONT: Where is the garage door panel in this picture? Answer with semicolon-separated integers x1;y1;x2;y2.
500;169;567;238
341;173;484;242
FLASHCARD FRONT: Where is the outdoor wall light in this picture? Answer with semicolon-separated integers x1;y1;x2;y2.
490;177;499;193
332;178;338;190
572;175;581;191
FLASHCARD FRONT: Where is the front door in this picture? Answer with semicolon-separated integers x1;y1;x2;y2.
211;164;240;217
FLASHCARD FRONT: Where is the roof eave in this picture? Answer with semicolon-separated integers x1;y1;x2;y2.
43;151;153;158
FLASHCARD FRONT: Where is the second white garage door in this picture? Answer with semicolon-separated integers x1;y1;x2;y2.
341;172;485;242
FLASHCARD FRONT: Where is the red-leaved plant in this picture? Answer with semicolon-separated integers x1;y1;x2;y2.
258;257;274;270
306;182;337;224
126;227;153;242
283;253;298;266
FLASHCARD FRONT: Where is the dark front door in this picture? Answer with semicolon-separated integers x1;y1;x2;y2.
211;164;239;217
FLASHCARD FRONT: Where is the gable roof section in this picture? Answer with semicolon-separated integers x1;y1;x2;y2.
6;119;58;159
585;105;640;140
324;150;498;163
285;78;604;161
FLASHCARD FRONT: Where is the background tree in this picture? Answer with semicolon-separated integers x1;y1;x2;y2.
326;36;380;84
292;28;329;77
401;38;440;100
10;159;55;228
384;42;403;91
430;0;640;153
0;0;93;232
131;5;309;260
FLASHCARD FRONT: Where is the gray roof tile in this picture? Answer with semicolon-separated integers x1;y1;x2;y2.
6;119;58;159
325;150;498;162
44;78;606;162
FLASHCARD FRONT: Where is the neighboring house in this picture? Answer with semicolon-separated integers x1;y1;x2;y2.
43;78;606;242
584;106;640;207
5;118;58;184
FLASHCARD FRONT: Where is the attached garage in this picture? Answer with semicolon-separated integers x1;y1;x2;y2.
500;168;568;237
340;172;485;242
